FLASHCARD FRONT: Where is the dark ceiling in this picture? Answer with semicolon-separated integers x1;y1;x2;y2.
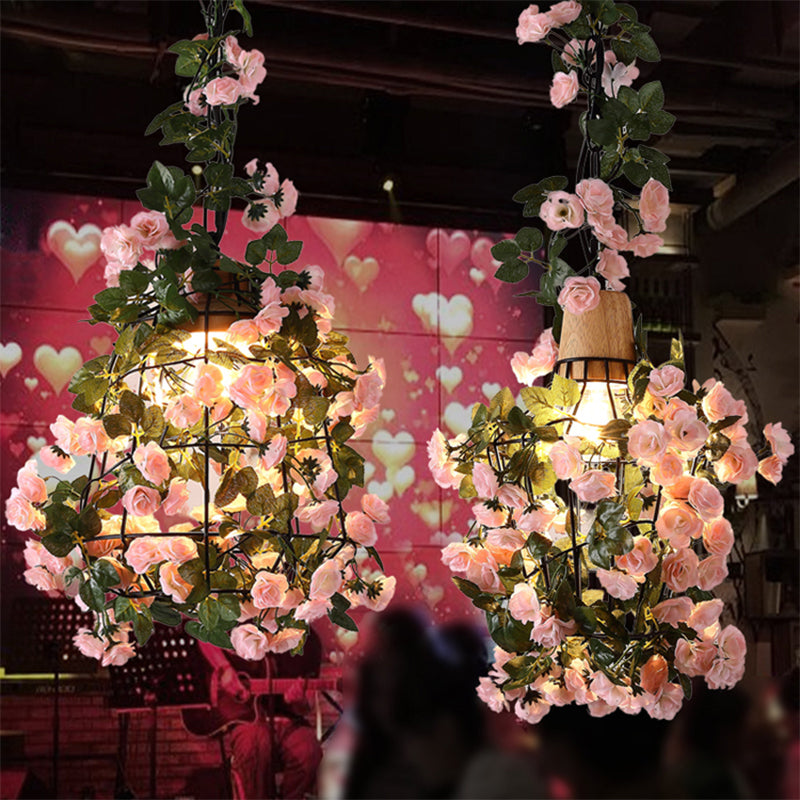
1;0;798;231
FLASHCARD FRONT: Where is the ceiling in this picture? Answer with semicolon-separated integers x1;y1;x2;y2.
1;0;798;232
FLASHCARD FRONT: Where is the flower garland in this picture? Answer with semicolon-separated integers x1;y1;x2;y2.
5;0;395;666
430;0;795;723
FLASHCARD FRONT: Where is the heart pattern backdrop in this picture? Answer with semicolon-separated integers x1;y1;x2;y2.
0;189;543;656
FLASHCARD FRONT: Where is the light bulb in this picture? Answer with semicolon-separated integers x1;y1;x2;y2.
564;381;628;444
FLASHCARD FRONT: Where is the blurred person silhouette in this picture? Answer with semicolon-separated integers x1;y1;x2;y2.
344;610;490;799
536;703;670;798
661;679;750;799
778;667;799;800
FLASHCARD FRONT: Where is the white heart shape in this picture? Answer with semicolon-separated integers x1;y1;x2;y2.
405;563;428;587
412;292;439;332
0;342;22;379
469;267;486;286
443;401;474;436
482;382;502;401
367;479;394;502
363;461;377;484
436;365;463;394
27;436;46;454
439;295;474;338
372;430;415;471
389;465;414;496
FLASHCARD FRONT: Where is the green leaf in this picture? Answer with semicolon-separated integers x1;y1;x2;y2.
623;160;650;187
550;374;581;408
77;506;103;539
276;240;303;265
119;390;145;423
150;602;182;626
328;606;358;632
632;32;660;62
515;227;543;252
132;610;155;646
232;0;253;35
42;531;76;558
639;81;665;113
491;240;521;262
145;102;184;137
647;109;676;136
587;118;618;147
234;466;259;498
494;259;529;283
574;606;597;634
79;579;106;612
103;413;132;438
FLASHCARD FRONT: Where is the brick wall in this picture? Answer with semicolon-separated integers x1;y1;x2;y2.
1;682;225;799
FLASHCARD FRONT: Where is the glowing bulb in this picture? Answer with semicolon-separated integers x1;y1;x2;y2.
191;165;203;176
564;382;628;444
382;177;394;193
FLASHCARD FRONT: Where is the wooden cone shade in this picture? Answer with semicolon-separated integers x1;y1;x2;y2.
556;290;635;382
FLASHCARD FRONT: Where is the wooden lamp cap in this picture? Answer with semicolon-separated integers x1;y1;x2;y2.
556;290;635;382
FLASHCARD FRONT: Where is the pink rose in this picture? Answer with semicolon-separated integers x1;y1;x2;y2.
125;536;163;574
640;654;668;696
639;179;670;233
662;548;699;592
549;70;580;109
703;518;734;557
597;568;639;600
164;394;203;428
547;1;581;25
508;583;542;625
17;461;47;504
675;638;717;678
510;328;558;386
101;225;142;269
485;527;526;552
184;86;207;117
558;276;601;316
515;697;551;724
576;179;614;218
133;441;171;486
569;469;615;503
442;543;471;573
616;536;658;578
652;596;693;626
40;446;75;473
656;501;703;548
230;364;274;410
354;369;384;411
764;422;794;463
540;191;585;230
714;443;758;484
227;319;260;345
159;536;198;565
346;511;377;547
601;51;640;98
251;571;289;609
122;486;161;518
159;562;192;602
73;630;106;661
646;682;683;721
249;436;282;473
627;419;668;465
592;217;629;250
516;5;552;43
203;76;242;106
242;198;281;233
497;484;528;509
362;493;390;524
650;452;685;488
758;455;784;485
193;364;224;407
163;480;190;517
589;671;627;707
266;627;305;654
648;365;684;398
562;38;590;67
246;409;268;443
254;302;290;338
102;643;136;667
6;488;46;531
688;599;723;633
532;613;576;649
549;440;583;481
428;429;462;491
702;380;743;423
472;462;499;499
696;554;728;590
231;624;270;661
297;499;338;532
688;478;723;522
262;363;297;417
130;211;169;249
627;233;663;258
278;179;298;218
309;561;343;601
665;409;709;456
72;418;111;456
596;249;628;291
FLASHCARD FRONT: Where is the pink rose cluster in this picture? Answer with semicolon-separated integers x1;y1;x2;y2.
101;210;177;287
516;3;581;45
241;159;299;234
535;177;669;310
185;34;267;115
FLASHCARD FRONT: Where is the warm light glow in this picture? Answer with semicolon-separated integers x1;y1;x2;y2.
382;177;394;193
565;381;628;443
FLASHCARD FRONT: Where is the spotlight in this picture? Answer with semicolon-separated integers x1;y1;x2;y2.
382;177;394;193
